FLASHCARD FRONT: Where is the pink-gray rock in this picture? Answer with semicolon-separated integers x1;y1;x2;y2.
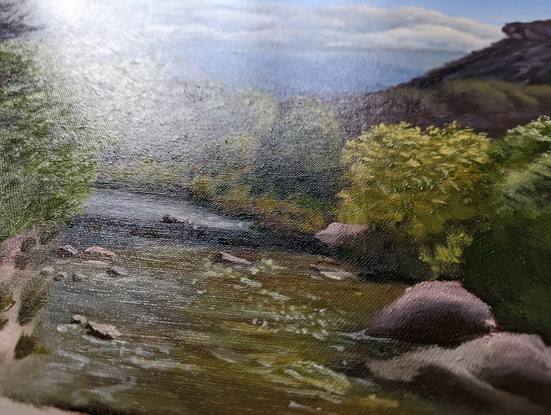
366;281;496;345
83;246;116;259
315;222;369;246
365;333;551;413
468;333;551;410
54;245;79;258
70;314;88;325
214;252;252;266
86;321;121;340
315;222;431;280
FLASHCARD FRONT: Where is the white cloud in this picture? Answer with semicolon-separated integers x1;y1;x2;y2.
43;0;504;55
143;4;503;54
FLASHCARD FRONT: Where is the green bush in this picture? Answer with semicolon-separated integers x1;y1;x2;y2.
462;117;551;341
337;122;492;276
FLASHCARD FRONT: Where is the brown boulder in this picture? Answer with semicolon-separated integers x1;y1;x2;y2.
366;281;496;345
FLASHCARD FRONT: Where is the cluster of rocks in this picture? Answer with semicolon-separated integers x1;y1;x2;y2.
363;281;551;413
44;245;129;281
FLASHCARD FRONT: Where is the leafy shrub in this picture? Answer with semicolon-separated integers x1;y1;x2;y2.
337;122;492;275
461;117;551;341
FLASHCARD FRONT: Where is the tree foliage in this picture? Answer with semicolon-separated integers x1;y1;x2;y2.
0;43;98;241
491;116;551;215
338;122;491;242
254;96;346;200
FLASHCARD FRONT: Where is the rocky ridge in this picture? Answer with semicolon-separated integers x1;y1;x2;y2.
330;19;551;138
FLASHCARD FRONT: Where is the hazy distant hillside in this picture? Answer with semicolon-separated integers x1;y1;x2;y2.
331;20;551;138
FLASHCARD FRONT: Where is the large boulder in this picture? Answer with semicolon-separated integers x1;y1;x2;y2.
465;333;551;409
365;333;551;413
366;281;496;345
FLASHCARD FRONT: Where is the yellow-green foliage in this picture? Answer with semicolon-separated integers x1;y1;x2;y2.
255;195;328;233
188;174;329;233
419;231;473;278
338;122;491;242
442;79;551;112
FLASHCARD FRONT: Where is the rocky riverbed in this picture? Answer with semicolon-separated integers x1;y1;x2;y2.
0;189;547;415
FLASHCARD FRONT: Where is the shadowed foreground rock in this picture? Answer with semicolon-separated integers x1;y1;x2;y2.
366;281;496;345
365;333;551;414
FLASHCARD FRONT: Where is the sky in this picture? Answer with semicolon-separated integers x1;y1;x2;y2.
35;0;551;96
233;0;551;25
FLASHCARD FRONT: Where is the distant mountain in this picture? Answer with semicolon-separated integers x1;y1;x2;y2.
408;20;551;88
331;20;551;138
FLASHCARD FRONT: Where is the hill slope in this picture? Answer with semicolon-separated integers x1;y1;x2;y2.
331;20;551;138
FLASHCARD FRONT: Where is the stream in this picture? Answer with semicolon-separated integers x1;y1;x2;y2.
0;190;498;415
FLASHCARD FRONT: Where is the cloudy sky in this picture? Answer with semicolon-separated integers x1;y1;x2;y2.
38;0;551;96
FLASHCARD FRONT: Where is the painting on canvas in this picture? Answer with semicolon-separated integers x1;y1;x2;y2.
0;0;550;414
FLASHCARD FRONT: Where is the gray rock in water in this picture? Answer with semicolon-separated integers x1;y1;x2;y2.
54;245;79;258
162;214;189;224
106;266;129;277
70;314;88;325
86;321;121;340
366;281;496;345
83;246;116;259
53;272;68;281
365;333;551;413
309;262;357;280
39;266;55;276
72;273;86;282
214;252;252;266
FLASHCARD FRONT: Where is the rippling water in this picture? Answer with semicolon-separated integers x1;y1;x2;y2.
0;191;498;414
